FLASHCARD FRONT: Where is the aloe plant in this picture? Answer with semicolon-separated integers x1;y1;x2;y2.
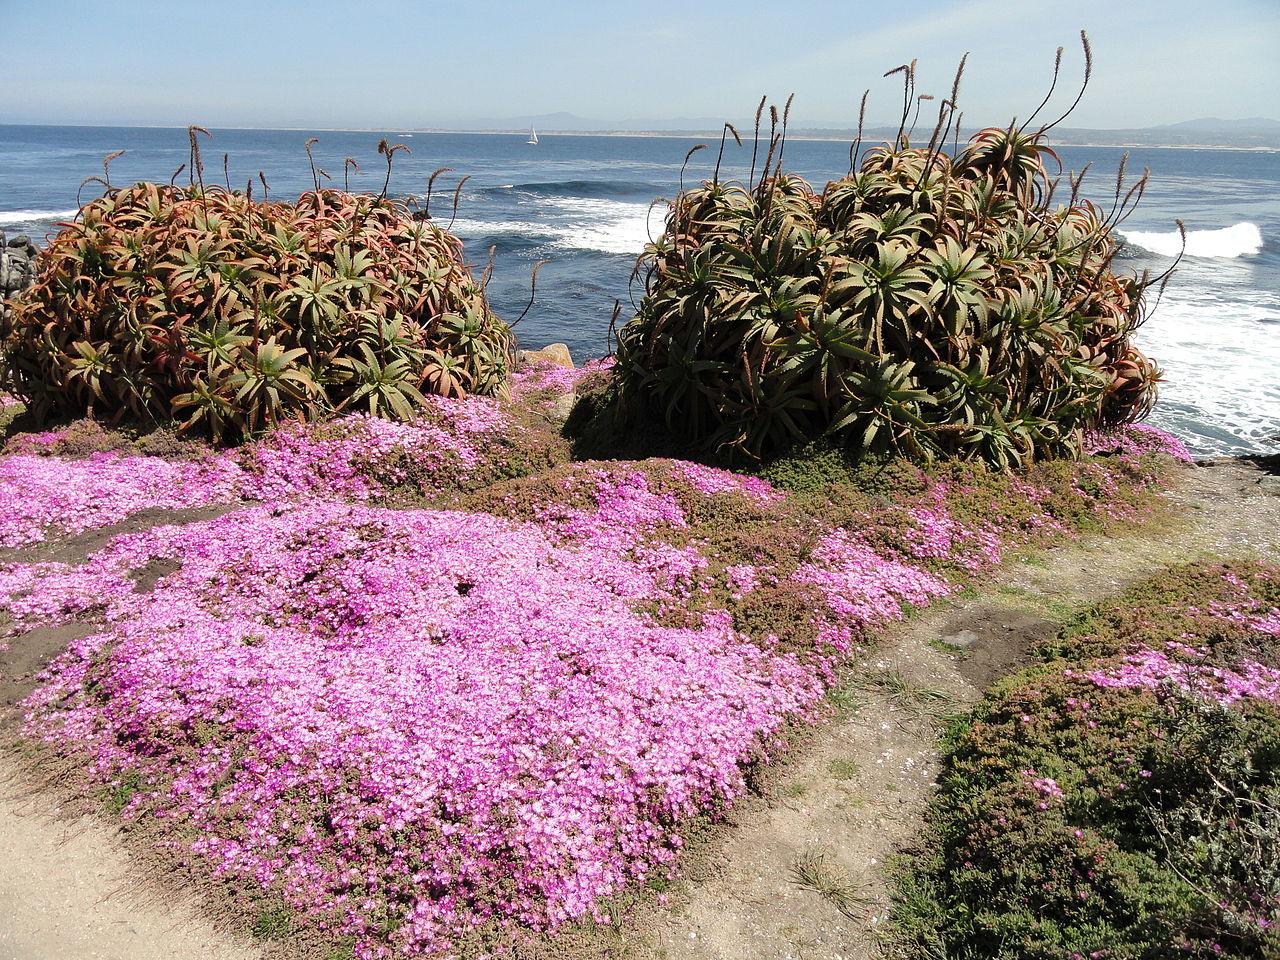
615;37;1168;467
2;153;514;441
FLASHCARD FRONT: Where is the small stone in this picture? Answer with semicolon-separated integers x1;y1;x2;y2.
943;629;980;648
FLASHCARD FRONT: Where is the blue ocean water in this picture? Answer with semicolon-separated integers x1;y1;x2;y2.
1;124;1277;456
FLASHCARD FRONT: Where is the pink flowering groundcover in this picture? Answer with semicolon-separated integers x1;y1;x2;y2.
0;364;577;551
0;409;1190;957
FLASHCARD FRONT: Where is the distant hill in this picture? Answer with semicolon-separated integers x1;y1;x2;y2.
1156;117;1280;133
1049;118;1280;149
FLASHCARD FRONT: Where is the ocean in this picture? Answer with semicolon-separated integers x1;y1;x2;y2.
1;124;1277;457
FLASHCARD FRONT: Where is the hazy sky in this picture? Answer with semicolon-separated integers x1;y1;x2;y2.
2;0;1277;129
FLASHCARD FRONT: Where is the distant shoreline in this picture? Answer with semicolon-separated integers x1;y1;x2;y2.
1;121;1277;152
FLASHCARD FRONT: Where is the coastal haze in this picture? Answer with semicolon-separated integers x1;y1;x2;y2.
2;123;1277;456
4;0;1277;131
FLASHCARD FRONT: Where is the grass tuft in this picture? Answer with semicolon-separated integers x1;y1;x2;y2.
789;848;871;920
251;905;294;940
827;758;862;781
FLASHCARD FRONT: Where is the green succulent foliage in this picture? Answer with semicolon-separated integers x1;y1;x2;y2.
615;128;1161;467
1;182;514;440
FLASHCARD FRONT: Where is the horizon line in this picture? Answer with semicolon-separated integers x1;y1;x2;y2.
2;117;1277;135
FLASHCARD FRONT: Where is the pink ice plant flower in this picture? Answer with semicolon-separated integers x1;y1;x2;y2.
903;505;1003;570
510;361;580;395
0;452;970;955
795;528;954;644
1082;424;1193;464
0;451;243;549
725;564;759;597
1023;770;1066;800
12;501;823;955
0;400;514;549
0;420;1189;955
668;461;783;504
1086;647;1280;706
239;407;507;503
509;357;615;399
1251;612;1280;637
536;469;684;545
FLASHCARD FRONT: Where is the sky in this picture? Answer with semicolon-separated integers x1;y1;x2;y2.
1;0;1277;130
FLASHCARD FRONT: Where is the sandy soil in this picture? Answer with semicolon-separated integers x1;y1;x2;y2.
0;773;262;960
2;457;1277;960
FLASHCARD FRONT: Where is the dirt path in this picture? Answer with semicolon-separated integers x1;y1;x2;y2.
0;768;262;960
1;459;1276;960
638;457;1280;960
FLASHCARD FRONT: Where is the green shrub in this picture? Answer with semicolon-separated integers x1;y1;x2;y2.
890;563;1280;959
615;44;1164;467
2;168;513;440
759;438;930;497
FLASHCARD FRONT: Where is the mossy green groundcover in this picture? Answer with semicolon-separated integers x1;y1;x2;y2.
891;563;1280;959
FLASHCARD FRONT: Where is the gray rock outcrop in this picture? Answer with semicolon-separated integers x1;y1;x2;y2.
1;231;39;324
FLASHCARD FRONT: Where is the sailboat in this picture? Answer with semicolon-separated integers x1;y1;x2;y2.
527;126;539;145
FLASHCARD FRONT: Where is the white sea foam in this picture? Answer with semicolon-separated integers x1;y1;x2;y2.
0;209;78;227
1121;222;1263;259
450;198;664;255
446;218;552;238
540;196;665;255
1139;282;1280;455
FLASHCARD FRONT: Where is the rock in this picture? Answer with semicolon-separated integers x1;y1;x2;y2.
3;252;30;291
552;392;577;422
521;343;574;369
0;235;38;314
941;628;980;648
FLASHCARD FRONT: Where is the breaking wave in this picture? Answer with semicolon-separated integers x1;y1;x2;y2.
451;197;665;255
0;209;78;227
1121;222;1263;259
